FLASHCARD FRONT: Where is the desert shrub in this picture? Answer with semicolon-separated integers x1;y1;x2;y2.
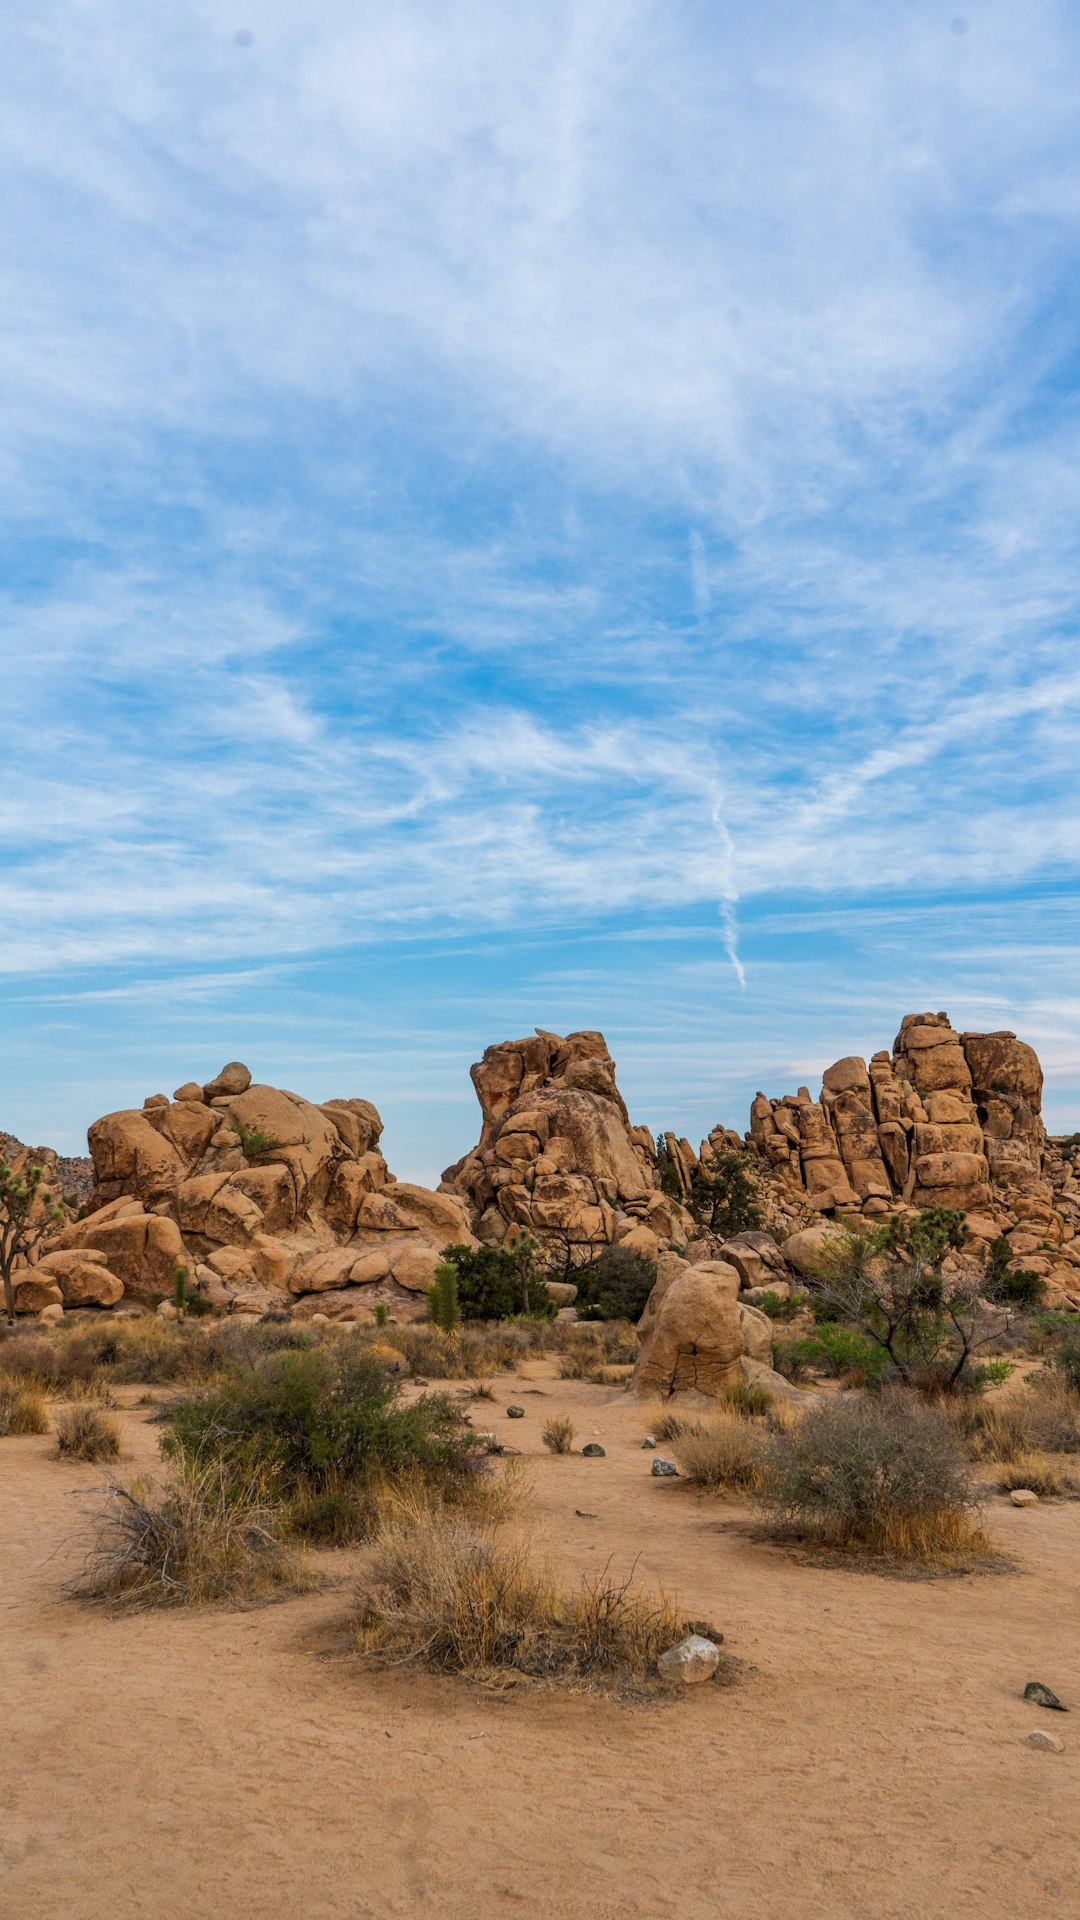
1051;1331;1080;1396
671;1410;764;1492
234;1123;283;1162
1026;1310;1079;1356
574;1246;656;1323
962;1359;1015;1392
355;1503;693;1690
719;1378;773;1416
752;1290;806;1322
955;1376;1080;1462
772;1325;890;1386
59;1373;118;1405
542;1415;575;1454
0;1376;49;1436
984;1236;1045;1310
54;1403;122;1462
69;1461;309;1607
163;1347;480;1538
756;1391;989;1561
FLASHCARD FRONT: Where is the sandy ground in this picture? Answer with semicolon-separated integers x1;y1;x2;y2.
3;1359;1079;1920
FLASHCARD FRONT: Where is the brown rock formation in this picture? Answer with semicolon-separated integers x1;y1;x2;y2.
443;1028;690;1250
746;1012;1080;1307
33;1062;473;1318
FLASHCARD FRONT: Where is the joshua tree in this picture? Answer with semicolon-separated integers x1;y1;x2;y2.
0;1159;65;1326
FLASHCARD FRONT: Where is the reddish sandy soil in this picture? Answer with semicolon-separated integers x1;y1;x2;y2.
3;1359;1079;1920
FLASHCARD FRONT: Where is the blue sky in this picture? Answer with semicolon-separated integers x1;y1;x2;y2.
2;0;1080;1180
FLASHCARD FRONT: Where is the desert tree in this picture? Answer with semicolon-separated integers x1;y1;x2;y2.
805;1207;1022;1390
0;1159;65;1326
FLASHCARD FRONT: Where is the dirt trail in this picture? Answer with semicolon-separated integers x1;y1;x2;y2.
2;1363;1079;1919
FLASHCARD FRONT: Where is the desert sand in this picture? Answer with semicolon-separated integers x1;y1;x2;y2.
3;1360;1078;1920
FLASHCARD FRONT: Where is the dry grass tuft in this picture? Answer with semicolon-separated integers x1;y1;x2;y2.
671;1410;764;1493
355;1501;696;1693
69;1461;312;1608
0;1377;49;1436
54;1403;123;1462
994;1454;1080;1498
542;1414;576;1454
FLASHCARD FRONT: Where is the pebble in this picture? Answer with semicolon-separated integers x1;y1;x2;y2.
506;1406;525;1419
657;1635;721;1685
581;1443;606;1457
1010;1488;1039;1507
652;1457;679;1477
1024;1681;1067;1711
641;1436;657;1449
1027;1729;1065;1753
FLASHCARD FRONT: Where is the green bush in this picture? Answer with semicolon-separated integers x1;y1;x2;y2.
163;1347;479;1535
574;1246;656;1322
753;1290;806;1322
773;1324;891;1385
984;1236;1044;1310
962;1359;1015;1392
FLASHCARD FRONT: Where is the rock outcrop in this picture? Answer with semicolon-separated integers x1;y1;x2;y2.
23;1062;474;1319
744;1012;1080;1307
443;1029;690;1253
1;1131;94;1209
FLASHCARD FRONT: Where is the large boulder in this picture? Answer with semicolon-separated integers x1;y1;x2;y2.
631;1260;744;1399
32;1249;124;1308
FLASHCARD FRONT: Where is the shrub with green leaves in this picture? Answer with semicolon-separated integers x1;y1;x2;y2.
752;1290;806;1322
574;1245;656;1322
773;1324;891;1386
984;1236;1044;1310
163;1347;479;1537
234;1123;283;1162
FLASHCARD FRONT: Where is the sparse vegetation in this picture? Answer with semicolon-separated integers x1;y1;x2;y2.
428;1261;462;1335
355;1500;700;1694
54;1403;122;1462
752;1290;806;1322
984;1235;1044;1310
69;1461;310;1608
234;1124;283;1162
756;1391;991;1562
803;1210;1027;1392
162;1346;483;1541
671;1408;764;1491
437;1240;555;1322
1051;1330;1080;1396
772;1324;891;1386
0;1376;49;1436
542;1414;575;1454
